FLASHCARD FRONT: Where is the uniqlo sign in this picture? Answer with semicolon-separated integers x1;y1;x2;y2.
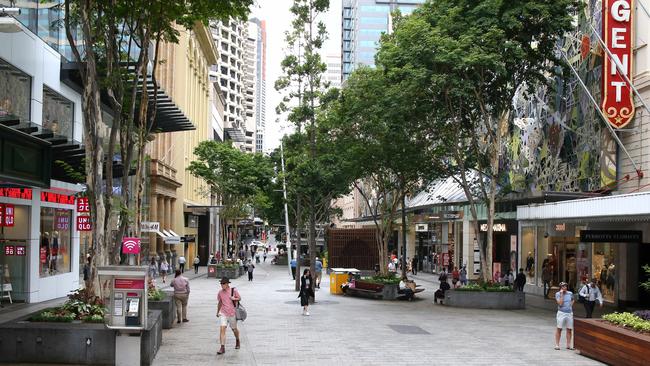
77;216;92;231
602;0;635;129
4;245;15;256
0;204;14;227
77;197;90;213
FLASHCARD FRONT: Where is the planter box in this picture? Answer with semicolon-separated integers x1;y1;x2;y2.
346;281;399;300
214;267;241;279
444;290;525;309
0;310;163;365
575;319;650;366
149;291;175;329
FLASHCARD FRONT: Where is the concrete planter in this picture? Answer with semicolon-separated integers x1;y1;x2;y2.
444;290;525;309
148;291;175;329
381;284;399;300
214;267;241;279
0;310;163;365
575;319;650;366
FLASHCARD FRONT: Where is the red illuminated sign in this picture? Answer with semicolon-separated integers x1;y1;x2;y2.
77;216;92;231
0;204;3;226
0;188;33;200
16;246;26;256
602;0;635;128
114;279;145;289
4;245;15;256
77;197;90;213
41;191;76;205
3;204;14;227
122;237;141;255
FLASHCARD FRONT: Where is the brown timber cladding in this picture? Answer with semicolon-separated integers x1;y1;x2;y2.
327;228;379;270
574;318;650;366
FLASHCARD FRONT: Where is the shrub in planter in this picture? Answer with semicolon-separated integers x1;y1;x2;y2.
603;312;650;333
360;274;400;285
30;289;106;323
455;283;514;292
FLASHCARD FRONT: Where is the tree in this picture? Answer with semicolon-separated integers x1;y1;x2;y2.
63;0;253;292
376;0;579;281
187;141;273;257
326;67;440;277
275;0;330;288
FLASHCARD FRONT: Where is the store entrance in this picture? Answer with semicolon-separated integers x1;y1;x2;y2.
639;243;650;307
0;205;30;303
551;238;580;292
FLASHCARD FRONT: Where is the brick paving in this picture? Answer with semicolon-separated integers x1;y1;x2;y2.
152;256;602;366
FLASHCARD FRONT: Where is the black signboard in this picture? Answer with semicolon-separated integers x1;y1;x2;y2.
580;230;642;243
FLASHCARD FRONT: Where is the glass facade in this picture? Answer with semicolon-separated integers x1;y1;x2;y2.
0;205;29;301
0;58;31;123
42;86;74;139
39;207;72;277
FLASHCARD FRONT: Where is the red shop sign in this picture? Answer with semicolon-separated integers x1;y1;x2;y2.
4;245;15;256
16;245;26;256
602;0;635;128
41;191;76;205
77;197;90;213
114;279;145;289
0;204;3;226
4;204;14;227
76;216;92;231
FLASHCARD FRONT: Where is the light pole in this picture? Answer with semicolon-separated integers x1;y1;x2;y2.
280;140;293;277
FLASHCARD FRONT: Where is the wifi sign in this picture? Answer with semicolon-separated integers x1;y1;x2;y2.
122;237;141;254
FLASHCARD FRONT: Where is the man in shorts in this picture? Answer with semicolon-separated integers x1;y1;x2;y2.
314;257;323;289
554;282;575;350
217;277;241;355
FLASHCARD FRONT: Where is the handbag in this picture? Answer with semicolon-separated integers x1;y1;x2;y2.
231;288;247;321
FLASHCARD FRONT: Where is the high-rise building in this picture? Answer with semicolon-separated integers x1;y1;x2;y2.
325;54;342;89
243;23;257;152
249;18;267;153
342;0;424;81
209;20;248;148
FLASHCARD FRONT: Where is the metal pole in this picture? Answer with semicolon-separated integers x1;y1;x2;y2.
280;140;293;277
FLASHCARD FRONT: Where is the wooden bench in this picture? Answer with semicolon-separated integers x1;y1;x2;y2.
343;280;385;299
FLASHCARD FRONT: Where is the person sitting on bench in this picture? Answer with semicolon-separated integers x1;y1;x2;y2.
341;272;356;293
399;279;415;301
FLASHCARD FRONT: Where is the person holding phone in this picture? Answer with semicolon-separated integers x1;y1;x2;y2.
555;282;575;350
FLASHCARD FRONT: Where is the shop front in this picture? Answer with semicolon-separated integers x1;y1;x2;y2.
477;220;518;280
0;184;82;303
412;212;464;273
518;192;650;307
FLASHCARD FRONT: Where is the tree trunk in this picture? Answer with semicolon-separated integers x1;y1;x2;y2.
400;191;408;279
308;200;316;300
294;198;302;291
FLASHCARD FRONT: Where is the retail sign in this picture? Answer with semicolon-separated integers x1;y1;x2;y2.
580;230;641;242
77;197;90;213
555;223;566;232
602;0;635;129
41;191;76;205
480;223;507;232
3;204;14;227
76;216;92;231
140;221;160;232
114;278;145;289
4;245;15;256
0;204;3;226
56;213;70;230
16;246;26;256
415;223;428;232
0;188;33;200
122;237;141;254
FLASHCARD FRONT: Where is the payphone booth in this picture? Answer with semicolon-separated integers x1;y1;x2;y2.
98;266;148;366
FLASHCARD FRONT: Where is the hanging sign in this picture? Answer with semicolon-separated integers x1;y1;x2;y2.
602;0;635;128
121;237;141;254
140;221;160;232
76;216;92;231
16;246;26;256
4;204;14;227
4;245;15;256
77;197;90;213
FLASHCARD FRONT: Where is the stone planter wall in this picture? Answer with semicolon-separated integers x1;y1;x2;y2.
149;291;175;329
0;310;163;365
381;284;399;300
575;318;650;366
214;267;242;279
444;290;525;309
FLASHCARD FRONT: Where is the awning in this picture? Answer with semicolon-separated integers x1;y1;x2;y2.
154;229;181;244
517;191;650;222
224;127;246;142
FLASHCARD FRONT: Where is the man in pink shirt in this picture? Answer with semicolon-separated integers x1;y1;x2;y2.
217;277;241;355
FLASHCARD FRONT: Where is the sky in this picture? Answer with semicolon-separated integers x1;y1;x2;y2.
250;0;342;153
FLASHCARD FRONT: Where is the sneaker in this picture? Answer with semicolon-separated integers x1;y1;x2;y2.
305;311;310;316
182;319;189;322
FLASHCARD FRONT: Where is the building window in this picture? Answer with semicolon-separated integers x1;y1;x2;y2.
40;207;73;277
0;58;31;123
360;40;377;48
521;227;536;284
360;16;388;25
42;86;74;139
592;242;617;303
360;5;390;13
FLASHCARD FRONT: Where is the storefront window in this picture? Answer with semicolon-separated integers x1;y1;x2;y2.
521;227;536;284
0;205;29;301
537;226;553;286
43;86;73;139
39;207;72;277
0;58;31;123
592;242;617;302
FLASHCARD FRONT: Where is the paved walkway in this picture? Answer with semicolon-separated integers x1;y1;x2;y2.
152;256;601;366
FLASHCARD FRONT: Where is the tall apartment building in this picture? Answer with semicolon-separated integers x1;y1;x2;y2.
325;54;342;89
209;20;248;148
250;18;267;153
341;0;424;81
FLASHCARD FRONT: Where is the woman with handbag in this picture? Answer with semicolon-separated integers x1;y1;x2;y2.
299;269;314;316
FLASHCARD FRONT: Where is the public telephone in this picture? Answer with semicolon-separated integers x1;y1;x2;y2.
98;266;148;330
125;295;140;326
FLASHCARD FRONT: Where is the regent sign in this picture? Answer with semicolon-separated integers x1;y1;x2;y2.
602;0;635;129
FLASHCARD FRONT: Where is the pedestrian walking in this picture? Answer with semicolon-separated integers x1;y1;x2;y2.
459;266;468;286
554;282;575;350
290;258;297;280
514;268;526;292
542;264;552;298
193;255;200;274
314;257;323;289
299;269;314;316
160;259;169;283
178;255;186;272
170;269;190;324
148;258;158;279
247;260;255;281
412;255;418;275
217;277;241;355
578;278;603;318
263;251;267;262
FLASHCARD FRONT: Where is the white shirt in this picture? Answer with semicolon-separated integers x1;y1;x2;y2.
178;256;186;264
579;284;604;305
